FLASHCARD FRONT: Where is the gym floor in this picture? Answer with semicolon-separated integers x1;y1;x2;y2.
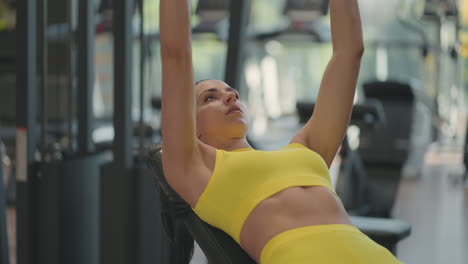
394;144;468;264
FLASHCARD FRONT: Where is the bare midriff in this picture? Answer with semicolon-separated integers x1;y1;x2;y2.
239;186;352;263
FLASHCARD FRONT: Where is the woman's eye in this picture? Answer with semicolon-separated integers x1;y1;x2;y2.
205;96;215;102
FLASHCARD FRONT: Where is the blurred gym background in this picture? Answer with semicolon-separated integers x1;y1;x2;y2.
0;0;467;263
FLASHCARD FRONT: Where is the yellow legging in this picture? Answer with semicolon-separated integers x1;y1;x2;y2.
260;224;402;264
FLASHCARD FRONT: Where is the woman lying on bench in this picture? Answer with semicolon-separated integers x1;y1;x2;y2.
159;0;402;263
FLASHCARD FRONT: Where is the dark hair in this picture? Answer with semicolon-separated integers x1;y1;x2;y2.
147;144;195;264
195;79;213;86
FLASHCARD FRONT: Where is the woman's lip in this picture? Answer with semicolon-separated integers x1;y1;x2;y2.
228;110;242;114
226;106;243;115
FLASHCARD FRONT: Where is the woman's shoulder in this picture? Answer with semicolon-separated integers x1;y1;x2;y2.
282;142;308;149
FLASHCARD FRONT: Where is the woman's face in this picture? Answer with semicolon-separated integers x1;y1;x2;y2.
195;80;249;141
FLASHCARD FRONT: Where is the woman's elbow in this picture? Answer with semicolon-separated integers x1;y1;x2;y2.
334;44;364;60
347;41;364;59
355;43;365;58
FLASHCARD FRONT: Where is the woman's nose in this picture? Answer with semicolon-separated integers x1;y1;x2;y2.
225;93;237;104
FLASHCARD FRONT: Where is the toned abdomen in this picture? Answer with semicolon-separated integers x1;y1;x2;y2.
239;186;352;262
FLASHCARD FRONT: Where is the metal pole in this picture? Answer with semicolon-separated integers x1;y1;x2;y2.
16;0;38;263
67;0;76;153
103;1;135;264
114;0;133;169
224;0;251;89
138;0;146;161
40;0;48;156
433;13;443;141
78;0;95;154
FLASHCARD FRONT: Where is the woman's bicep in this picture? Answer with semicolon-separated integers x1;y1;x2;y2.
160;55;198;162
292;0;363;166
159;0;198;160
292;55;361;166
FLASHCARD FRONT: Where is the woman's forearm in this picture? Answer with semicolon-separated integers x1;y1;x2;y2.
159;0;197;163
160;0;192;56
329;0;364;56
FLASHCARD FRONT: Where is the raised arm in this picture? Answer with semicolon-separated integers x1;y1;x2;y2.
159;0;199;185
292;0;364;167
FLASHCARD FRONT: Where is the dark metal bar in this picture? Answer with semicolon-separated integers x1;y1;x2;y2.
16;0;38;263
138;0;146;161
40;0;48;154
67;0;76;153
224;0;251;89
102;1;135;264
113;0;134;169
433;17;442;141
78;0;96;154
136;1;146;261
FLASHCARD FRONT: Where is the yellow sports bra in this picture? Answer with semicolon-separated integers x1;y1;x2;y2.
192;142;336;244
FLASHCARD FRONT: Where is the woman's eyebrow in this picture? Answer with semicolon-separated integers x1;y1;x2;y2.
199;88;219;97
199;87;239;97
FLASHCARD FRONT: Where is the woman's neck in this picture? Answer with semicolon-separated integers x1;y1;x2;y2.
207;137;252;151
